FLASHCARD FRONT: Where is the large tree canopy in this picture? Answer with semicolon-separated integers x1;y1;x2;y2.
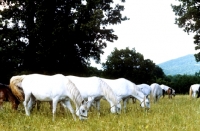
171;0;200;61
102;47;161;84
0;0;127;82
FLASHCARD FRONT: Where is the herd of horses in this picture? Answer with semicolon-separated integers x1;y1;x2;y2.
0;73;180;121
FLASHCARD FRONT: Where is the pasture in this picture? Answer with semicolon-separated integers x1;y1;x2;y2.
0;95;200;131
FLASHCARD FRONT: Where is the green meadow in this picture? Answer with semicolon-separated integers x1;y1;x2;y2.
0;95;200;131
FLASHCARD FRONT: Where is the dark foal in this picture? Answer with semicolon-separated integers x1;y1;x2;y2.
0;83;20;110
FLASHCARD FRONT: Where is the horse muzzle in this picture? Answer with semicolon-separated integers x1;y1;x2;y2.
80;115;88;120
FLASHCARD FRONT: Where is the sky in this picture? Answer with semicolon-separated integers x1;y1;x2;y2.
91;0;198;69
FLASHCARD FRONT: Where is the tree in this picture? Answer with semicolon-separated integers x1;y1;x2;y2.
102;47;157;84
153;65;165;79
0;0;128;82
171;0;200;61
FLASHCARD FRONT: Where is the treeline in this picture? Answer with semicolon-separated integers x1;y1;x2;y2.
1;46;199;95
89;68;200;95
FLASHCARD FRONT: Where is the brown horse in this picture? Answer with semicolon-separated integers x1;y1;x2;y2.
0;83;20;110
166;88;173;99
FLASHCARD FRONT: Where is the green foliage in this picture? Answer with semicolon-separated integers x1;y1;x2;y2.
0;0;127;82
171;0;200;61
102;47;159;84
153;65;165;79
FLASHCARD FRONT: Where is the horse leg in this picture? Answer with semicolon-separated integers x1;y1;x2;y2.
154;96;157;103
0;91;4;110
0;98;3;110
123;98;128;113
193;92;196;98
27;95;36;111
36;101;41;110
52;99;59;121
132;97;136;104
23;93;31;116
60;100;76;120
91;100;97;108
12;99;20;110
87;97;95;110
95;99;101;114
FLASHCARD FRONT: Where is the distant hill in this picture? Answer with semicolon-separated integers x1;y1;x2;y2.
158;54;200;76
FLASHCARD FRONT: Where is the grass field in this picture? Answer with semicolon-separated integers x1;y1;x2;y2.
0;95;200;131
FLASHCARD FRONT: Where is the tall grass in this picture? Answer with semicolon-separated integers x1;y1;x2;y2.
0;95;200;131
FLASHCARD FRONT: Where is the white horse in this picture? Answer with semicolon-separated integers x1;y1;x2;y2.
100;78;150;112
150;83;164;103
137;84;151;98
160;84;170;91
129;84;151;104
9;74;88;121
66;76;121;114
189;84;200;99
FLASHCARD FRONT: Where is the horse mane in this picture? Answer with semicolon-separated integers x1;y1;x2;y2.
9;75;26;101
99;78;118;104
65;78;83;107
132;83;139;95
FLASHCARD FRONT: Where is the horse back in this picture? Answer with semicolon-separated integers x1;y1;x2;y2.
22;74;69;100
67;76;102;96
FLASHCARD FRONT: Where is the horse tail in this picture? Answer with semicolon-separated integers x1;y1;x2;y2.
99;78;118;105
189;85;193;99
9;75;26;101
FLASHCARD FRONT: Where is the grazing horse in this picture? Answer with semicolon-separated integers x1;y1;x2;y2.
66;76;121;114
150;83;165;103
0;83;20;110
100;78;150;112
137;84;151;98
160;84;173;99
130;84;151;104
189;84;200;99
9;74;88;121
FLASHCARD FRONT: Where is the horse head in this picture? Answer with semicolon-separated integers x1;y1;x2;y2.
140;95;150;109
110;99;122;114
76;100;88;120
